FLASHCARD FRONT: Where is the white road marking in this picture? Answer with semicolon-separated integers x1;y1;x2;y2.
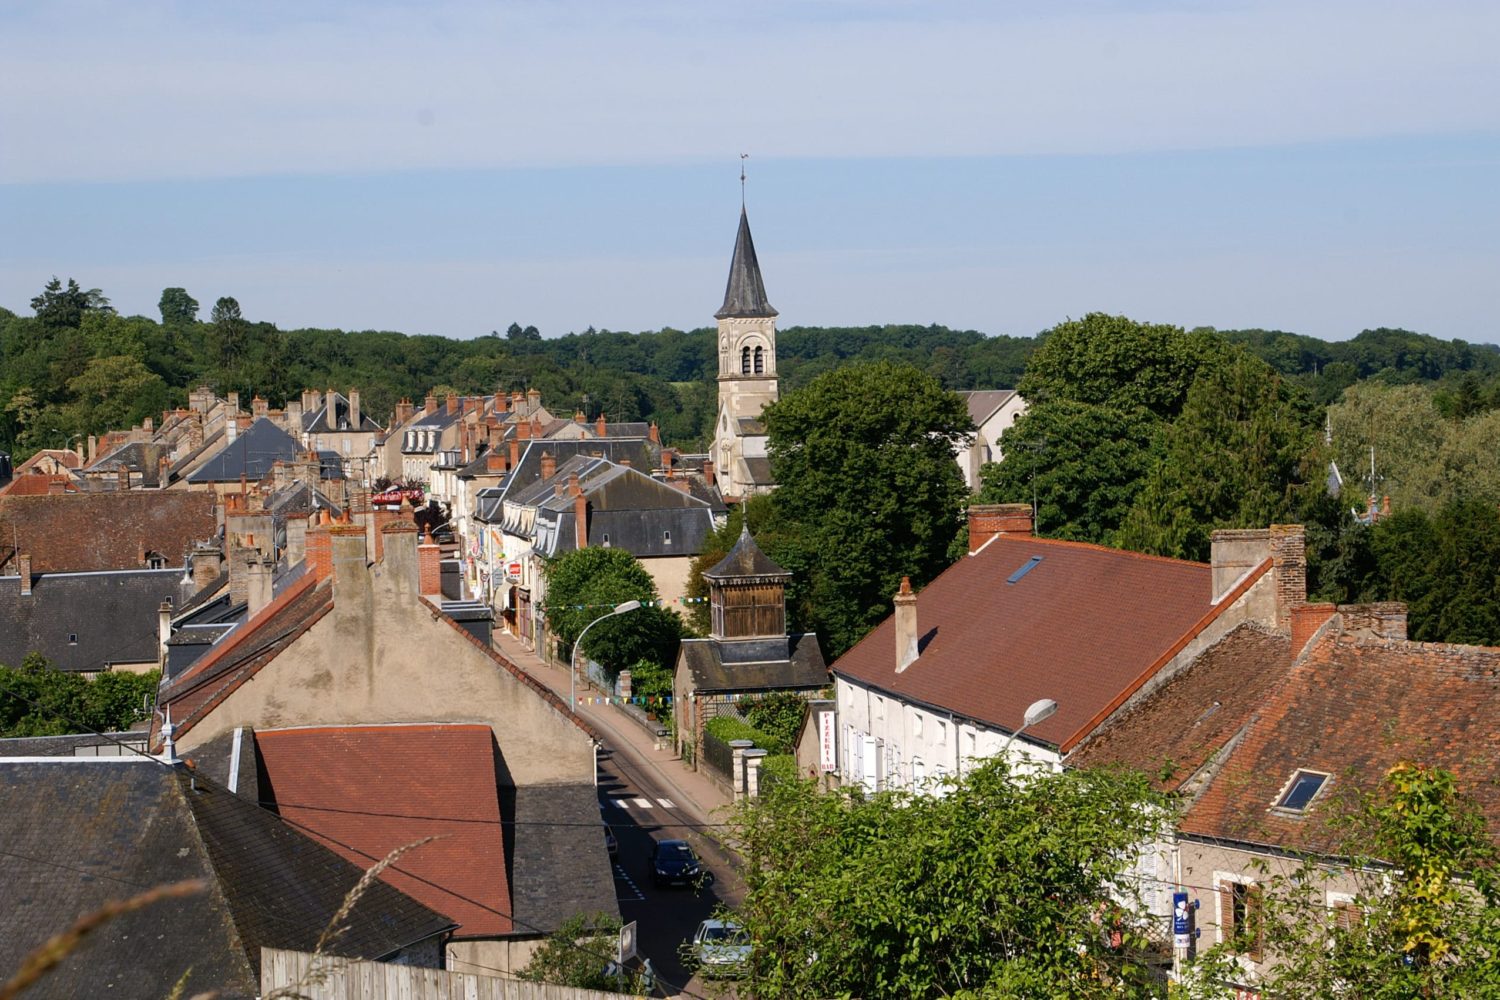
605;797;626;808
631;797;652;810
656;798;674;808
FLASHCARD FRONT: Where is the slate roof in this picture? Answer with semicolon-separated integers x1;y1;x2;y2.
1182;633;1500;855
831;536;1229;751
526;459;717;559
253;725;514;938
705;525;789;580
302;391;383;434
511;781;620;933
0;567;192;671
0;760;453;1000
715;207;777;319
477;438;658;521
679;633;828;693
959;389;1020;426
1067;623;1293;790
739;456;774;488
89;441;175;486
0;490;218;574
187;419;344;483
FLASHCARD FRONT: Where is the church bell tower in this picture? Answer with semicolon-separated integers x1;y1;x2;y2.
711;208;779;498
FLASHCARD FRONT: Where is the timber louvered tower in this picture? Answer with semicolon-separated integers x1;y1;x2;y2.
711;208;779;499
704;524;789;640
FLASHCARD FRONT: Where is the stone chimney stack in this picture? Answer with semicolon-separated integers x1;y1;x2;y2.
349;389;361;429
424;393;438;416
227;391;240;417
395;398;415;425
1268;524;1307;630
446;392;459;416
967;503;1032;553
47;479;67;496
894;576;918;672
540;451;557;481
526;387;541;413
158;599;173;666
572;474;588;550
18;554;32;597
87;435;98;462
191;543;222;592
246;552;274;617
117;467;130;492
252;395;268;420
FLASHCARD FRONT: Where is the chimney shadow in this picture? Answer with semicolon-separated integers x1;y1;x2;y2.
918;627;938;654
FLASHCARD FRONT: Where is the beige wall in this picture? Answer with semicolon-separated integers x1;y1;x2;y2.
176;529;594;788
446;936;545;978
641;554;694;609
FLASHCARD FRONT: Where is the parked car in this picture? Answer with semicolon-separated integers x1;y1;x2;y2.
690;919;750;978
648;838;711;889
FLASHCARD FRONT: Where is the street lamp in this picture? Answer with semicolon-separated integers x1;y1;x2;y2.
571;600;642;709
1001;697;1058;753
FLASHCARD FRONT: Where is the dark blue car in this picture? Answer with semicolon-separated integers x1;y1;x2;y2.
648;838;711;889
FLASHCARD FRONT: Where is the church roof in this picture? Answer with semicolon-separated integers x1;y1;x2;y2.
715;208;778;320
705;524;790;581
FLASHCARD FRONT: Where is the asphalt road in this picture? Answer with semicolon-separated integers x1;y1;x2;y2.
597;746;745;998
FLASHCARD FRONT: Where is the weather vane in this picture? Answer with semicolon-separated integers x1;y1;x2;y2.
740;153;749;206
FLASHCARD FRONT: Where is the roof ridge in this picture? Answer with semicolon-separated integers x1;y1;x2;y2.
993;534;1211;568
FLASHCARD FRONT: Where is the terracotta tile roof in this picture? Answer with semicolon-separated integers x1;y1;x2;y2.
0;473;79;497
0;490;217;573
832;535;1220;749
253;724;513;937
1067;623;1293;789
1182;634;1500;854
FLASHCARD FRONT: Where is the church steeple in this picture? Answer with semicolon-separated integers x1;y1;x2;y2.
715;208;778;320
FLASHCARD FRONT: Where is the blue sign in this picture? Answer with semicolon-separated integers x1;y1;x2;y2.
1173;892;1190;948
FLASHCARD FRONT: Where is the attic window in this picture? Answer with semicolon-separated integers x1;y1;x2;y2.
68;633;78;645
601;533;610;547
663;530;672;545
1275;770;1329;813
1006;556;1043;585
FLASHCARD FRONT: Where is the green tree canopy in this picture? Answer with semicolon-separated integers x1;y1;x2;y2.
764;360;972;657
729;757;1172;999
158;287;199;326
542;546;684;674
29;276;111;329
0;654;158;738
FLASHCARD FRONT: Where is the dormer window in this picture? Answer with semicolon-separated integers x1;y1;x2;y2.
1274;769;1330;813
663;530;672;545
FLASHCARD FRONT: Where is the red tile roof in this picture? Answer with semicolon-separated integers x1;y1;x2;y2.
1067;623;1293;788
832;535;1224;749
1183;634;1500;854
253;724;513;937
0;490;217;573
0;474;79;497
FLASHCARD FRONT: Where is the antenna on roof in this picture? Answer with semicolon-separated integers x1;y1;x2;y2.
740;152;749;208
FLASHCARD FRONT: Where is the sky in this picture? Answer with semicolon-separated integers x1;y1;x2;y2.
2;0;1497;344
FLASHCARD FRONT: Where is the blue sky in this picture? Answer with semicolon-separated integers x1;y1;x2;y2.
2;1;1497;343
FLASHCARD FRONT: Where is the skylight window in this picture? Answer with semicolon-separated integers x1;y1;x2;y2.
1006;556;1043;585
1276;770;1329;812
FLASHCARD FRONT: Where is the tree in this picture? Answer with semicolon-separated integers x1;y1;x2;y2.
30;276;110;329
211;296;247;382
158;287;199;326
542;547;684;674
1369;500;1500;645
763;361;972;658
1117;350;1317;561
64;355;169;436
506;322;542;341
518;912;650;993
728;757;1172;998
0;654;158;737
1184;763;1500;1000
978;400;1159;544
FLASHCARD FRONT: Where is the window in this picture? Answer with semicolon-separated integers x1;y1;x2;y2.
68;633;78;645
936;720;947;744
912;711;923;737
753;345;764;373
741;346;752;373
663;530;672;545
1220;880;1264;960
1275;769;1330;812
601;533;610;547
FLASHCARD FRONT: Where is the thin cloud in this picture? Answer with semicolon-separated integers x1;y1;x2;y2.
2;0;1496;183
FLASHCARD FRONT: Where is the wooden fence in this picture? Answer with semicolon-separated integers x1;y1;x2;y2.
260;948;642;1000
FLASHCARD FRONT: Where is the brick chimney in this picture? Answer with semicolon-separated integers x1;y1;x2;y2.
307;511;333;582
541;451;557;480
648;422;660;445
1338;602;1408;641
508;436;521;469
529;416;542;439
1290;602;1336;657
967;503;1032;553
424;393;438;416
18;554;32;596
517;420;532;441
395;397;415;425
574;409;586;424
702;458;715;489
446;392;459;416
595;413;607;438
349;389;361;429
894;576;918;672
47;478;67;495
1268;524;1307;630
117;467;130;492
418;529;442;595
371;506;400;561
486;451;507;475
572;474;588;550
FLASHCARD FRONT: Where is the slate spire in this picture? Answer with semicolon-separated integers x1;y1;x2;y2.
715;208;778;320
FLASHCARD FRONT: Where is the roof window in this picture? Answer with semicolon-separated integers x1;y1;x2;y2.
1006;556;1043;585
1275;770;1329;812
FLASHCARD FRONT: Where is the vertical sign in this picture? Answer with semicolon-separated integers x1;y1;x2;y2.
1173;892;1190;949
818;711;837;772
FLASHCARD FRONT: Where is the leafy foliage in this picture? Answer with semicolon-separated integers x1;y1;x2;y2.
742;691;809;755
728;757;1173;999
764;360;972;657
1183;763;1500;1000
541;547;683;674
518;911;649;994
0;654;159;737
704;715;780;753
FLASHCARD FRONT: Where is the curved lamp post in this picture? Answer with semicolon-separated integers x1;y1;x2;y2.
571;600;642;709
1001;697;1058;754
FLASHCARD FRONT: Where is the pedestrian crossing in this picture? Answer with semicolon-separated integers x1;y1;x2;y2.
604;795;675;811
